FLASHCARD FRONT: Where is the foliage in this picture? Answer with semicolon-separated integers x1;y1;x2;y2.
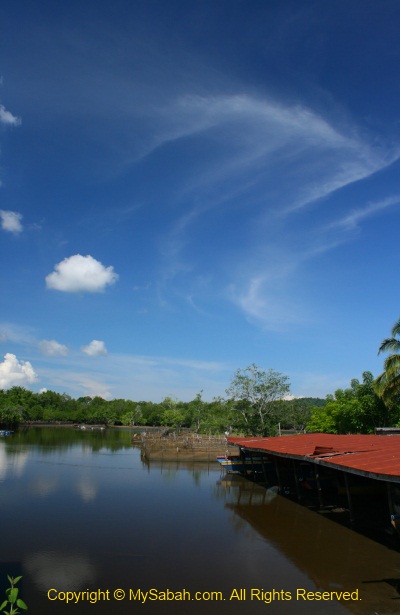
121;402;143;426
0;576;27;615
0;405;24;428
188;391;204;432
307;371;393;434
375;317;400;408
160;397;186;429
279;398;322;431
226;364;291;436
0;376;338;436
192;396;233;434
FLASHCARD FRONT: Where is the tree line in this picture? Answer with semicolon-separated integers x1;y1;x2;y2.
0;369;323;435
1;317;399;435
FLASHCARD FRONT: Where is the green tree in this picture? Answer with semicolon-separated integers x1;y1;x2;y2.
0;405;24;428
140;402;163;426
160;396;185;429
375;317;400;408
188;391;205;432
279;398;318;431
121;403;143;426
87;396;115;425
199;397;233;434
308;372;391;434
226;364;290;436
307;396;363;434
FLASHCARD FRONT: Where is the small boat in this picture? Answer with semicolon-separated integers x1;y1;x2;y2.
217;454;265;474
0;430;13;437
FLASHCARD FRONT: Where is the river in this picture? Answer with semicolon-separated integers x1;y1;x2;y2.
1;427;400;614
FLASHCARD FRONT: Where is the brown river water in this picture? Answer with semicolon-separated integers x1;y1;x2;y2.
1;427;400;615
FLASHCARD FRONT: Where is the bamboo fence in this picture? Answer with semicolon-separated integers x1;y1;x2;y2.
132;431;231;462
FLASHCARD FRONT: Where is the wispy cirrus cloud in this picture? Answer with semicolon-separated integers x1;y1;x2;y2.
228;275;304;332
143;94;398;208
34;350;231;401
0;322;36;346
327;195;400;232
38;368;112;400
150;94;398;301
225;190;400;331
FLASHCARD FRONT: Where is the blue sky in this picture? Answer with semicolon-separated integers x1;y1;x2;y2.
1;0;400;401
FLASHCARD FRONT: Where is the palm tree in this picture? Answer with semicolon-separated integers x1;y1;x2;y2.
375;317;400;405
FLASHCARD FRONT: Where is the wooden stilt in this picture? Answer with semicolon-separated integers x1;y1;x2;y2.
274;458;282;492
344;472;354;524
314;463;323;509
293;460;302;503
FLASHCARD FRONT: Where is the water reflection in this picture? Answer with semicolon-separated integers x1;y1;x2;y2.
0;444;29;481
6;426;134;453
215;473;278;506
1;429;400;614
24;551;97;591
75;478;98;503
30;476;59;496
216;474;400;614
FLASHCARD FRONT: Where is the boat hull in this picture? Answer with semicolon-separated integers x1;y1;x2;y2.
217;455;265;473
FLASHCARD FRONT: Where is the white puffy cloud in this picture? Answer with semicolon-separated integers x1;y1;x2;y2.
0;210;23;234
39;339;69;357
81;340;108;357
0;353;38;389
0;103;21;126
45;254;119;293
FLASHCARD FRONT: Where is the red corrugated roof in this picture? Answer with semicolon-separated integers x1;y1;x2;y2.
227;433;400;481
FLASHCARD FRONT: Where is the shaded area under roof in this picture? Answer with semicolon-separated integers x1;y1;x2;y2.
228;433;400;482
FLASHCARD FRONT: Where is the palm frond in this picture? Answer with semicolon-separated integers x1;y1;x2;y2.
374;372;387;396
392;317;400;337
383;353;400;374
378;337;400;354
376;318;400;403
381;374;400;404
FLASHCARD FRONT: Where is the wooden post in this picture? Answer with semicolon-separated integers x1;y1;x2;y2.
262;456;268;486
250;451;256;478
293;460;302;503
344;472;354;524
387;481;394;516
239;447;246;476
274;458;283;492
314;463;323;509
